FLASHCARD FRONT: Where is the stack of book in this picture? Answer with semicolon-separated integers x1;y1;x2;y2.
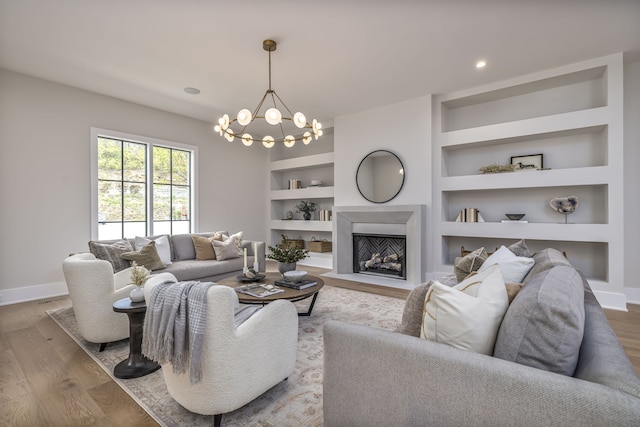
235;284;284;298
288;179;302;189
319;209;332;221
274;278;318;290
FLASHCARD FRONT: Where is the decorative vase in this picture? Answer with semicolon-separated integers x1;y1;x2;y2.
303;212;311;220
129;285;145;303
278;262;297;277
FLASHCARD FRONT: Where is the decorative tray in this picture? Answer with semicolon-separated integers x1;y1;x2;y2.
236;273;266;283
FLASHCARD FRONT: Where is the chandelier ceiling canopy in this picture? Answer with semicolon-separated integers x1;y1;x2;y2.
214;39;323;148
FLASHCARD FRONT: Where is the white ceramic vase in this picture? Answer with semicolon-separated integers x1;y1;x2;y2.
129;285;145;303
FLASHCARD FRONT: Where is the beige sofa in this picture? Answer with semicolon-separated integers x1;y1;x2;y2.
323;248;640;426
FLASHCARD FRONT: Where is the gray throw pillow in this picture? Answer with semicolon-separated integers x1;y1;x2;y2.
507;239;531;258
121;240;166;271
493;265;585;376
522;247;572;283
454;247;488;282
88;239;133;272
398;281;433;337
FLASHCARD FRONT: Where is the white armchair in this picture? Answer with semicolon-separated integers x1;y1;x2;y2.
62;253;177;349
143;281;298;427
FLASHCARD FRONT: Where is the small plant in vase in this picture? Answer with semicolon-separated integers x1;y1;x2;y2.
267;244;309;276
129;261;150;302
296;200;317;220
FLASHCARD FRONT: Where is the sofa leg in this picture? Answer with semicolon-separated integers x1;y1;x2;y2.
99;343;107;352
213;413;222;427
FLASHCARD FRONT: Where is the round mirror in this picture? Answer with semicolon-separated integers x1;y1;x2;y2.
356;150;405;203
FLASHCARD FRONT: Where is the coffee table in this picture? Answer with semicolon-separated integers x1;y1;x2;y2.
112;298;161;379
217;272;324;316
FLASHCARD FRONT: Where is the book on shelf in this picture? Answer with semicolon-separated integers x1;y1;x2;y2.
235;284;284;298
274;279;318;290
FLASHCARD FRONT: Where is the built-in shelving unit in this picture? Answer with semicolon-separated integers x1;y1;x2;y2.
269;132;334;268
433;54;625;308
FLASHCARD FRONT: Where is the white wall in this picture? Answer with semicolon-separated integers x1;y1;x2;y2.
624;59;640;301
334;96;432;271
0;69;269;304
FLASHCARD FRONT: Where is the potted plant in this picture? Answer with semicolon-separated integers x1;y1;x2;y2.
267;244;309;276
129;261;150;302
296;200;317;220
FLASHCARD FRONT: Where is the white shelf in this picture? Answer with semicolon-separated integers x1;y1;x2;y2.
271;220;332;232
270;186;334;200
440;222;610;243
270;152;334;172
439;107;609;148
440;166;610;191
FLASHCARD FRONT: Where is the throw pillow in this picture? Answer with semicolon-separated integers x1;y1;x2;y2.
88;239;133;272
507;239;532;258
135;235;172;265
493;265;585;376
478;245;535;283
464;271;523;304
226;231;244;255
121;240;166;271
421;264;509;355
191;233;224;260
454;247;488;282
213;237;242;261
398;281;434;337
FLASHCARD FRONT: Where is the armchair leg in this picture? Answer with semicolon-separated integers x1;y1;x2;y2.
99;343;107;352
213;413;222;427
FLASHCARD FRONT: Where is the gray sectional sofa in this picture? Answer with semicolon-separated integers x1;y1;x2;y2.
323;248;640;426
89;232;265;282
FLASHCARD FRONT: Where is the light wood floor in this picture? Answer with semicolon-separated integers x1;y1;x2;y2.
1;266;639;426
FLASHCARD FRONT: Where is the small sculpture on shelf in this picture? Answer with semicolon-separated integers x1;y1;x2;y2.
550;196;579;223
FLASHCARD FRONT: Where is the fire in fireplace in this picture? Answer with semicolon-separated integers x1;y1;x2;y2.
352;233;406;279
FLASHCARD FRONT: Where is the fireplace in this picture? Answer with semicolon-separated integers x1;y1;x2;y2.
331;205;425;288
353;233;406;279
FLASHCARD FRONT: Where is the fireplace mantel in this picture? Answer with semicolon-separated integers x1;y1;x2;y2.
326;205;425;289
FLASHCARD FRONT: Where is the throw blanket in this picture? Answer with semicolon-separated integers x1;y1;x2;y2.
142;280;214;384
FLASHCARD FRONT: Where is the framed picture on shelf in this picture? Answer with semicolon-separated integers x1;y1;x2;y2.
511;154;543;171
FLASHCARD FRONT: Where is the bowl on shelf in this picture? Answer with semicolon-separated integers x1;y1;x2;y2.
283;270;308;282
505;213;526;221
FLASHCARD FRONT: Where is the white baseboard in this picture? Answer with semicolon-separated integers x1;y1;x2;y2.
0;281;69;306
624;287;640;306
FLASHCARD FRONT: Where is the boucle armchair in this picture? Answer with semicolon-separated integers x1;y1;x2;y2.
62;253;176;349
143;282;298;427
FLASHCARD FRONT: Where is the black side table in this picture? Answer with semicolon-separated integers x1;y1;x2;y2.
112;297;160;379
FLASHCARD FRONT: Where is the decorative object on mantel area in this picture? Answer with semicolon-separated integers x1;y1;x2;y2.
511;154;544;171
550;195;579;223
478;163;515;174
455;207;485;223
213;39;323;148
502;213;528;223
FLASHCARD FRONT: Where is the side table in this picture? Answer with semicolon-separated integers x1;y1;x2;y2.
112;297;160;379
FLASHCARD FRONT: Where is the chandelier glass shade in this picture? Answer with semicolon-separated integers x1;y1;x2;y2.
214;39;323;148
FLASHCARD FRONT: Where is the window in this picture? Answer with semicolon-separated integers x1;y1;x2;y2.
91;128;197;240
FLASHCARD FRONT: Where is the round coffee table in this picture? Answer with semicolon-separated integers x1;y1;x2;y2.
218;272;324;316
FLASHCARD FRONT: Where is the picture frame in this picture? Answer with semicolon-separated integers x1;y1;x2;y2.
511;154;543;171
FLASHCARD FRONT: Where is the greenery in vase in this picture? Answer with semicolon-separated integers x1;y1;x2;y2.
267;244;309;263
130;261;150;286
296;200;317;214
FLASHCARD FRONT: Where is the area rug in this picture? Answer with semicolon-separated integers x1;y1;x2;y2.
48;285;406;426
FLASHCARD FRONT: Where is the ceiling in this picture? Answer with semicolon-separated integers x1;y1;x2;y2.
1;0;639;129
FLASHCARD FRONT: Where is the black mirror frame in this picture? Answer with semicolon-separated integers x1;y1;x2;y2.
355;149;405;204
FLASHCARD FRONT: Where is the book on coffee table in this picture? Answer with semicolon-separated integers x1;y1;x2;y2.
274;279;318;290
235;283;284;298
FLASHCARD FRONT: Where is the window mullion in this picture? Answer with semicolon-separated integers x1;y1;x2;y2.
147;143;153;236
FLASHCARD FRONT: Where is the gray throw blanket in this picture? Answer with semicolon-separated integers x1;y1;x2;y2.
142;280;214;384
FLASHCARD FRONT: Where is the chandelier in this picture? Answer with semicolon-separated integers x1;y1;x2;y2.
214;39;323;148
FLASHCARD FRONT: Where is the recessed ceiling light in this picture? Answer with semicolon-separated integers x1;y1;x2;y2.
184;87;200;95
476;60;487;69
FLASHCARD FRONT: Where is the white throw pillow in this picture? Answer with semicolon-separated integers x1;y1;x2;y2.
421;264;509;355
222;231;244;256
477;245;534;283
135;235;172;265
213;237;242;261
